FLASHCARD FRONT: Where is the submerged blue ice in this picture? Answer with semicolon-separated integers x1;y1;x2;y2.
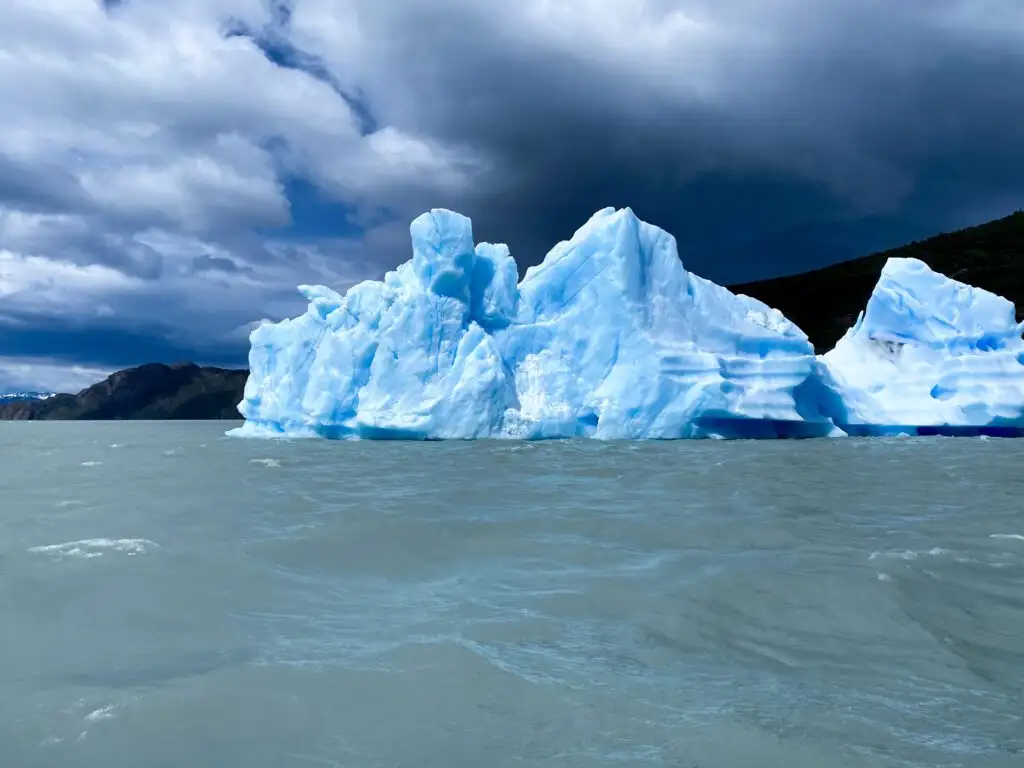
232;208;1024;440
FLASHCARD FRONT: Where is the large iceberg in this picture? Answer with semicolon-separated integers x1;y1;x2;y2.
816;257;1024;436
233;210;1024;440
234;207;839;439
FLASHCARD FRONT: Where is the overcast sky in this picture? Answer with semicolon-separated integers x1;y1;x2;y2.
2;0;1022;391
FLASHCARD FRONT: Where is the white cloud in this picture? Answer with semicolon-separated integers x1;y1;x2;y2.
0;356;112;394
0;208;92;250
76;135;289;233
0;248;138;310
0;0;483;233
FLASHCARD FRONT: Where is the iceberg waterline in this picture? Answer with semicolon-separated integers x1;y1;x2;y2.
231;207;1024;440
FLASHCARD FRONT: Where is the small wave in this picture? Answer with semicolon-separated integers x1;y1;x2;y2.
990;534;1024;542
27;538;159;559
869;547;947;561
109;443;123;449
56;500;83;508
490;444;536;454
250;458;281;467
80;461;102;467
84;705;117;722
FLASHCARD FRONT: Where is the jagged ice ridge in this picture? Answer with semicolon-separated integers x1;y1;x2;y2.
231;208;1024;440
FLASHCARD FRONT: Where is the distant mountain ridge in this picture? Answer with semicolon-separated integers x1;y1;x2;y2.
0;363;246;421
732;210;1024;351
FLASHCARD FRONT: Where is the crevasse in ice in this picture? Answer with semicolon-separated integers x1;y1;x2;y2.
816;257;1024;435
232;207;838;439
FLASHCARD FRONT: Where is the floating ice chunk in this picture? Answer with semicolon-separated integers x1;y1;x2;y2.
234;207;836;440
818;257;1024;435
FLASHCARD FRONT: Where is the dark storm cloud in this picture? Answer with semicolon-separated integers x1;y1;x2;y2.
0;318;247;371
0;154;92;216
290;0;1024;280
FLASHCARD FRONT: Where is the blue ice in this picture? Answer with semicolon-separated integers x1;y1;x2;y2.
232;207;838;439
816;257;1024;436
231;209;1024;440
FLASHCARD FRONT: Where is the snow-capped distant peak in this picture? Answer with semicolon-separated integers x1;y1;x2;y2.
0;391;57;402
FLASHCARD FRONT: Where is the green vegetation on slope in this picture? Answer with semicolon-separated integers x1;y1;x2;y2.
732;211;1024;352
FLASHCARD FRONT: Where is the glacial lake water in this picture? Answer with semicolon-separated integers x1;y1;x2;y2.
1;421;1022;768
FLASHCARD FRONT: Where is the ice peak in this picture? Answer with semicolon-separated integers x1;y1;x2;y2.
410;208;477;302
861;256;1021;349
298;284;344;320
519;205;686;318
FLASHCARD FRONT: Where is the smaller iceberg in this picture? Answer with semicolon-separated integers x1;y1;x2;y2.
817;257;1024;436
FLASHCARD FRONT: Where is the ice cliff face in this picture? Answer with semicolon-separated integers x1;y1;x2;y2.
497;208;835;438
816;258;1024;435
235;207;837;439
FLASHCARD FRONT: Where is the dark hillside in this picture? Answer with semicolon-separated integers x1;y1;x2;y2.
0;363;247;421
732;211;1024;351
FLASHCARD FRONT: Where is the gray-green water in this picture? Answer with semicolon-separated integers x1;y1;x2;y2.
1;422;1022;767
